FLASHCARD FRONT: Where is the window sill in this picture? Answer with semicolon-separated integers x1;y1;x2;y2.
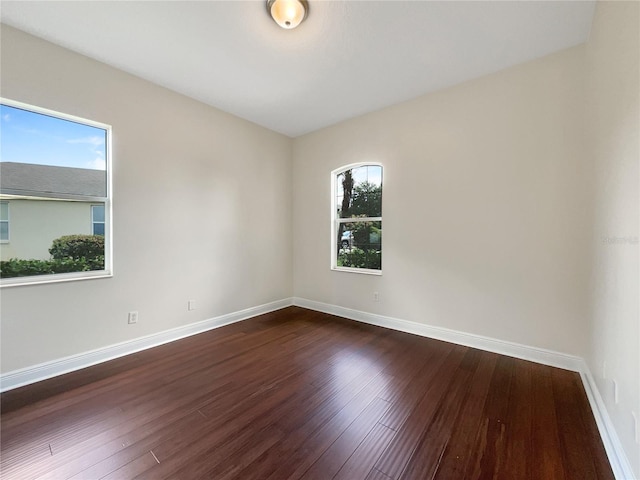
331;266;382;276
1;270;112;288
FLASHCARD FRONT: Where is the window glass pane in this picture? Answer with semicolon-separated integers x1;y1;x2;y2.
0;222;8;241
336;220;381;270
336;166;382;218
0;202;8;220
92;204;105;222
352;165;382;188
93;223;105;236
336;169;354;218
0;102;109;281
0;105;106;196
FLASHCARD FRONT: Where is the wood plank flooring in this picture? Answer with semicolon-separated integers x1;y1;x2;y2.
0;306;614;479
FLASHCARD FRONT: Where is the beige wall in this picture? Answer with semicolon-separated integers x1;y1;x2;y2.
293;45;590;357
0;199;95;260
585;1;640;475
0;26;293;372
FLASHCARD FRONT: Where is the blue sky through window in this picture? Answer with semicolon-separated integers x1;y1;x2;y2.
0;104;106;170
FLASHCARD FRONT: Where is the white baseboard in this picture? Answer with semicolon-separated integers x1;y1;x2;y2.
292;297;583;371
0;297;293;392
292;296;636;480
579;364;637;480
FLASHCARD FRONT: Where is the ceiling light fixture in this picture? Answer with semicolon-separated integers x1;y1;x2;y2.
267;0;308;29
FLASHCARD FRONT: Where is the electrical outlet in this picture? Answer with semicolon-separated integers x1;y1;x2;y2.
612;380;619;404
188;300;196;311
373;292;379;302
128;311;138;324
632;411;639;444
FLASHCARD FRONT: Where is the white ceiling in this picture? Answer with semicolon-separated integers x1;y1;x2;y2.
1;1;596;137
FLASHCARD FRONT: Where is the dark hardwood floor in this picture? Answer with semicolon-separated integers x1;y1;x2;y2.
0;306;614;479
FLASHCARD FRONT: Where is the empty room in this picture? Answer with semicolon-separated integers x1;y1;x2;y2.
0;1;638;479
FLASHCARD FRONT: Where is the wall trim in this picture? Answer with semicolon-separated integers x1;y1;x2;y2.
293;297;583;371
292;297;636;480
579;363;637;480
0;297;293;393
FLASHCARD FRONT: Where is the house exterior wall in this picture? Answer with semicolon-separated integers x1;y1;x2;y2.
0;199;94;261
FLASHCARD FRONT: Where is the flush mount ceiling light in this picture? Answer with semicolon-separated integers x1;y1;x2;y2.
267;0;308;29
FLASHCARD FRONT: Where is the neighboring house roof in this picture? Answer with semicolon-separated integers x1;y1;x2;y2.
0;162;106;198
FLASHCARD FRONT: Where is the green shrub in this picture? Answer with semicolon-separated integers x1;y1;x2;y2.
0;258;52;277
0;256;105;278
49;235;104;260
337;248;381;270
0;235;105;278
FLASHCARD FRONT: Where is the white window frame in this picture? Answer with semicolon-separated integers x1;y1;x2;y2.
0;201;9;244
0;98;113;288
331;162;383;275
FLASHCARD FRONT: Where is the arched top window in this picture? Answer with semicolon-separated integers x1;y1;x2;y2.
331;163;382;274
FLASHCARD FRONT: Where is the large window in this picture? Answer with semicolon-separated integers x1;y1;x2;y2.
0;99;112;286
331;163;382;273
